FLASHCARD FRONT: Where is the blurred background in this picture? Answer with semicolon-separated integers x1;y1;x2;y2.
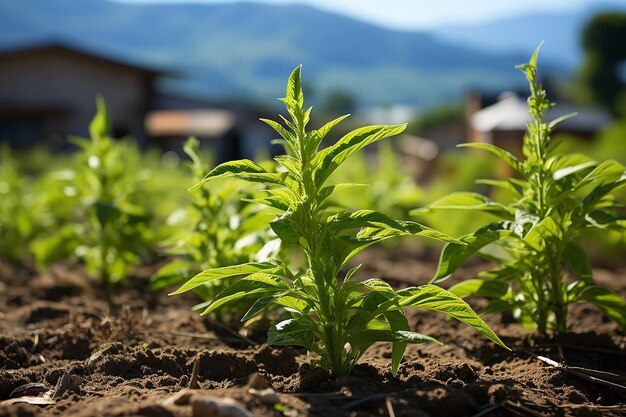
1;0;626;268
1;0;626;157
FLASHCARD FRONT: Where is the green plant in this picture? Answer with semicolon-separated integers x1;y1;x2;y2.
0;145;37;263
332;141;424;221
151;137;279;316
416;47;626;335
33;97;156;286
172;66;507;375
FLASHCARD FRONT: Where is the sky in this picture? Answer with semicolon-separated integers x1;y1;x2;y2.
116;0;610;30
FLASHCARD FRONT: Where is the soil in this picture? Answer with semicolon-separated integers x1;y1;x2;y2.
1;246;625;417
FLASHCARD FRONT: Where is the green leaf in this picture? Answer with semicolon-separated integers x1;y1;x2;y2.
274;155;302;180
398;284;509;350
412;192;511;217
169;262;282;295
562;241;592;282
523;216;562;251
189;159;267;190
261;118;299;156
314;124;407;187
361;278;396;295
433;221;512;283
89;95;111;141
331;210;463;244
349;329;441;348
552;161;597;181
309;114;350;153
285;65;304;107
270;212;301;246
330;210;463;267
267;318;316;350
448;279;510;299
577;286;626;329
574;160;625;191
382;309;411;374
150;260;192;291
317;183;369;205
458;143;523;174
241;295;279;322
201;272;289;315
275;295;311;314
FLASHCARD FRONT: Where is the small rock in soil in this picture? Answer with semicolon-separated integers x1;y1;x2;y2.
191;395;254;417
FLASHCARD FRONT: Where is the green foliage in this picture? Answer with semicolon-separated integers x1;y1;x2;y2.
0;146;37;263
151;137;278;317
420;47;626;335
172;66;508;375
332;142;424;221
33;97;157;286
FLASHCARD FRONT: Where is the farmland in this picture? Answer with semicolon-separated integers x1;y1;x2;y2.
1;54;626;417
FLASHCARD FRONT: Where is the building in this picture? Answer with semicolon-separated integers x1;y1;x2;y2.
0;41;276;160
0;41;172;149
466;90;613;158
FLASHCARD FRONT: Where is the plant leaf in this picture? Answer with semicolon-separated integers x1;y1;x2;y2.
285;65;304;107
267;318;316;350
458;143;523;174
577;286;626;329
89;95;111;141
241;295;279;322
314;124;406;187
413;192;511;218
201;272;289;315
523;216;562;251
398;284;509;350
189;159;267;190
562;241;593;283
169;262;283;295
150;260;192;290
433;221;512;283
349;329;441;348
448;279;510;299
309;114;350;152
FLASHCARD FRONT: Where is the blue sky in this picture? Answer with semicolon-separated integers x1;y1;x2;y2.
116;0;610;30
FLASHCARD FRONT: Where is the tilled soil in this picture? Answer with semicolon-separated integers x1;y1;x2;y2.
1;247;625;417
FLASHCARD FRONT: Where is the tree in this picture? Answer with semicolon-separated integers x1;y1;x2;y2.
321;89;357;116
580;12;626;115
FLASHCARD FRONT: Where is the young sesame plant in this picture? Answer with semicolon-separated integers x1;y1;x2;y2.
33;97;156;286
151;137;279;318
172;66;508;376
415;47;626;336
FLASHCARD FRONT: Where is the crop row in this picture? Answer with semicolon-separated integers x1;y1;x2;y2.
1;48;625;375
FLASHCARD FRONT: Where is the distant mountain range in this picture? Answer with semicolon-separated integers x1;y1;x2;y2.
0;0;622;108
432;2;626;68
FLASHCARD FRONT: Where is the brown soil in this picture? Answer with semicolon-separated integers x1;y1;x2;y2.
1;247;625;417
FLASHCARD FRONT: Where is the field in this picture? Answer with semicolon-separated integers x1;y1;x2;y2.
2;56;626;417
1;247;625;417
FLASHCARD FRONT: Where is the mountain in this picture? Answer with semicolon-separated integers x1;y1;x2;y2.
431;2;626;68
0;0;560;107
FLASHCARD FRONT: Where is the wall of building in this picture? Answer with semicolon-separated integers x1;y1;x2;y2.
0;48;150;147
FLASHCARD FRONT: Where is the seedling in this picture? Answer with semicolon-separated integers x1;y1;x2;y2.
416;47;626;335
33;97;156;286
172;66;507;375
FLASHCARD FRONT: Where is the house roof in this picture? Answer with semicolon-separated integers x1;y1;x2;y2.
0;40;177;77
472;92;613;133
145;109;237;138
